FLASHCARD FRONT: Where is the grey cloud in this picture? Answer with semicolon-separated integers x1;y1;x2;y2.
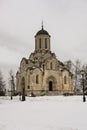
0;30;33;55
0;0;87;80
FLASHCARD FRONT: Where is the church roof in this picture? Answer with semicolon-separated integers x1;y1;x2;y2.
21;57;28;64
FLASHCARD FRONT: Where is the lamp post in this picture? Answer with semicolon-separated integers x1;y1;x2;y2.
22;86;25;101
11;82;13;100
81;70;86;102
10;76;14;100
21;78;26;101
30;69;34;97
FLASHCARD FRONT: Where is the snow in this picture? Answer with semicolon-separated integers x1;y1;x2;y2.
0;96;87;130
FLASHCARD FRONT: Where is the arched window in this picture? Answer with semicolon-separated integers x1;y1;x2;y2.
45;38;47;49
22;77;25;86
42;64;45;71
36;75;39;84
64;76;67;84
28;75;30;84
50;62;52;69
39;38;41;49
27;85;30;89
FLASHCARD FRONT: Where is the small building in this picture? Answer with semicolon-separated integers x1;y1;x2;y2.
16;26;73;96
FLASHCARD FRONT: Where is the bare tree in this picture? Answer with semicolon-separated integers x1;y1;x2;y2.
82;64;87;92
9;70;15;97
64;59;82;94
64;58;87;95
0;71;6;96
74;59;82;93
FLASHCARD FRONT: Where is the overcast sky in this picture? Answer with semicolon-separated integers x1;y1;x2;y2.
0;0;87;81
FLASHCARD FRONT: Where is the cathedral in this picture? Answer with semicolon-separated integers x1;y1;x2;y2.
16;25;73;96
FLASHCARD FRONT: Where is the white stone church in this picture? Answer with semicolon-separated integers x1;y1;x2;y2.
16;25;73;96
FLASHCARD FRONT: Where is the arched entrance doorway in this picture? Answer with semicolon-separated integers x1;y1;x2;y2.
47;76;57;92
49;81;53;91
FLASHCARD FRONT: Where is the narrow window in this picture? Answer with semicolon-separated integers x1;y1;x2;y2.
49;39;51;50
36;75;39;84
39;38;41;49
28;75;30;84
50;62;52;69
45;38;47;49
64;76;67;84
43;64;44;71
27;86;30;89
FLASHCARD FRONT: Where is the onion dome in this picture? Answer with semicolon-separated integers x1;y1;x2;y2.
35;24;50;37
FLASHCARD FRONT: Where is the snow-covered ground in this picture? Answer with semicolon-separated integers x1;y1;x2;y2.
0;96;87;130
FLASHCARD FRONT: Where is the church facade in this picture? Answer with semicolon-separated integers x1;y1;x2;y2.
16;26;73;96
